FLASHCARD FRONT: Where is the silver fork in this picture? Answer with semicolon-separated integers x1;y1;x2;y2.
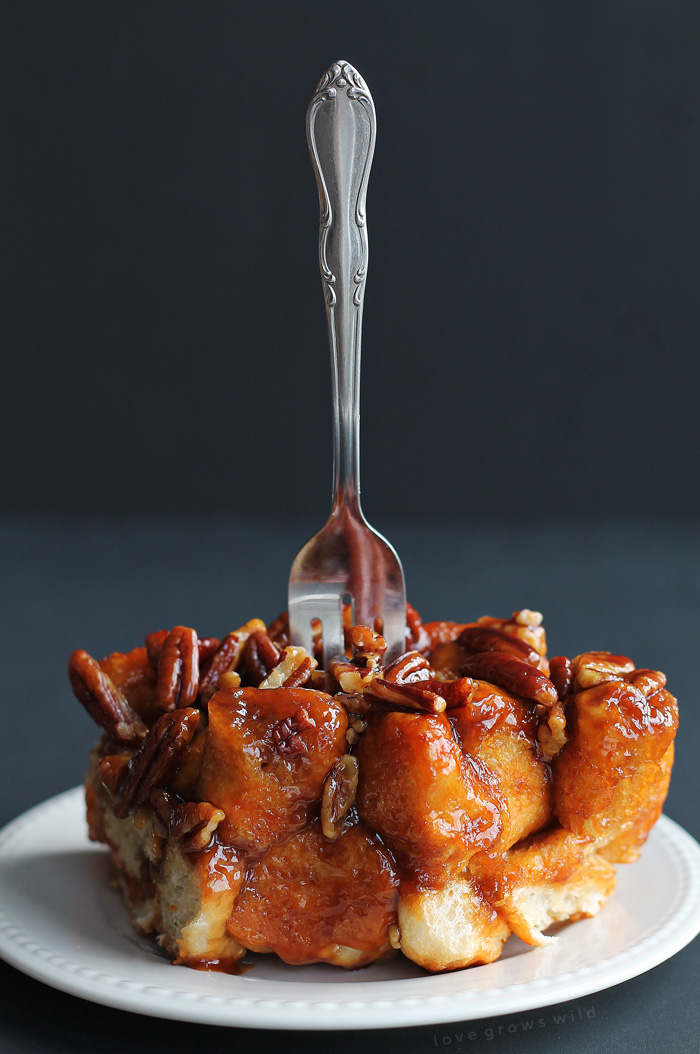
288;60;406;669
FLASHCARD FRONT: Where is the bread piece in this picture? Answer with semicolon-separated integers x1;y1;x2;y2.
89;769;246;967
471;827;617;947
226;819;399;967
398;877;510;971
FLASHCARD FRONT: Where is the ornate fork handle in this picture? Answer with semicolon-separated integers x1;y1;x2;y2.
307;61;376;516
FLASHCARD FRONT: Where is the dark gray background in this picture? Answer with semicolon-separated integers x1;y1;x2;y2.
2;0;700;520
2;1;699;1051
1;516;699;1052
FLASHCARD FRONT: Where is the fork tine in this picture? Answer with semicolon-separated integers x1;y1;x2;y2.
288;590;345;669
377;602;406;664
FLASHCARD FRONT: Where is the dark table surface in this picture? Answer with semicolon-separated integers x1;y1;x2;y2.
1;515;698;1053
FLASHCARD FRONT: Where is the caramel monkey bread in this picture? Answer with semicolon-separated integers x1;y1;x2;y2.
69;606;677;972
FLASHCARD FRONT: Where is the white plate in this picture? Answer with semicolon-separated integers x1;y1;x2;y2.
0;788;699;1030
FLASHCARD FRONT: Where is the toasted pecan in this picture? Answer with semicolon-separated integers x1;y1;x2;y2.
200;632;244;701
147;630;219;673
281;657;314;688
145;629;169;671
114;708;199;818
350;625;387;663
68;649;147;742
423;676;477;709
328;655;377;695
383;650;433;684
548;656;574;701
272;706;316;757
538;699;568;761
96;754;130;794
627;669;667;697
267;611;291;648
365;677;447;714
149;789;225;853
241;630;282;686
168;800;225;853
405;602;430;652
459;652;558;707
457;625;540;667
154;626;200;711
570;652;635;692
321;755;359;840
259;646;317;689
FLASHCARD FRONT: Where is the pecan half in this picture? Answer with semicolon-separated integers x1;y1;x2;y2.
538;699;568;761
147;630;219;672
272;706;316;757
154;626;200;711
626;668;667;697
334;692;380;716
68;650;147;742
351;625;387;664
114;708;199;818
328;655;377;695
513;609;544;627
96;754;130;794
457;625;540;667
149;789;225;853
571;652;635;692
281;657;314;688
259;646;317;689
321;754;359;840
364;677;447;714
459;652;558;707
198;636;221;664
200;632;244;701
267;611;291;649
383;650;433;684
149;787;177;826
145;629;169;670
240;630;282;686
405;602;430;652
198;619;267;702
168;800;225;853
475;611;548;670
549;656;573;701
424;676;477;709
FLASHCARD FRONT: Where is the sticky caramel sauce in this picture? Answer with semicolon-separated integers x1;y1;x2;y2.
175;955;255;975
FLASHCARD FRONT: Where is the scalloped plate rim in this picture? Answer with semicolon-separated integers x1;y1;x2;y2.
0;787;698;1030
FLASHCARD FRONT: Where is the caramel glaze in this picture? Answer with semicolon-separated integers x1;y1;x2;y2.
198;838;245;896
226;816;399;967
197;687;348;852
448;681;553;855
355;711;503;889
175;956;254;975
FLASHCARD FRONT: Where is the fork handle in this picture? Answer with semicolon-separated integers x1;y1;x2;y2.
307;61;376;517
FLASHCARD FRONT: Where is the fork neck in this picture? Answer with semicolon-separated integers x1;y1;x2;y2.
329;320;363;520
